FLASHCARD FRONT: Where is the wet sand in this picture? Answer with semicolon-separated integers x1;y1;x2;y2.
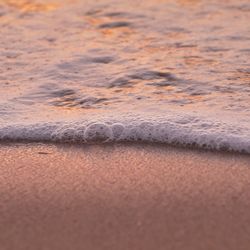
0;143;250;250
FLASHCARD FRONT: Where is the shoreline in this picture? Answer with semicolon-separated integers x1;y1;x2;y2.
0;143;250;250
1;140;250;156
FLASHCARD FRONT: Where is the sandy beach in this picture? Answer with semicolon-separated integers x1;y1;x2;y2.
0;143;250;250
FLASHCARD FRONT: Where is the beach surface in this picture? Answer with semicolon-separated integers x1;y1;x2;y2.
0;143;250;250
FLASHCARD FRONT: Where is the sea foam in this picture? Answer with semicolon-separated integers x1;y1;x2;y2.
0;113;249;154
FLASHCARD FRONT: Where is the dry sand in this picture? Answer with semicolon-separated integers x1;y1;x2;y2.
0;143;250;250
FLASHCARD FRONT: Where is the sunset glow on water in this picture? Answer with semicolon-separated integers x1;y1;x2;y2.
0;0;250;152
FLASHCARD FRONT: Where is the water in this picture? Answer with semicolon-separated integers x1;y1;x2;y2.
1;0;250;153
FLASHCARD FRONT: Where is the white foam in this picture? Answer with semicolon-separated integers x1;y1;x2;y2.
0;113;250;154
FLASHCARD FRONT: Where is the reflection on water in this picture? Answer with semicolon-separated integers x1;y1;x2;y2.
1;0;58;12
0;0;250;123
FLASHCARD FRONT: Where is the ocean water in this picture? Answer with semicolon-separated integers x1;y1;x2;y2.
1;0;250;153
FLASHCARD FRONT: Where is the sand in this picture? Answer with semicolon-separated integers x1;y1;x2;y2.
0;143;250;250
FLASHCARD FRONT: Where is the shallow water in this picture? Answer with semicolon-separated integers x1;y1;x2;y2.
1;0;250;152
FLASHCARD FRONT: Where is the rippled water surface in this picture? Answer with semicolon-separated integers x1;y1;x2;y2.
0;0;250;152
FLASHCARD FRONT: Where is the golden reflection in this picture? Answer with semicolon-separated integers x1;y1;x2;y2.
1;0;58;12
184;56;218;67
177;0;201;6
234;70;250;84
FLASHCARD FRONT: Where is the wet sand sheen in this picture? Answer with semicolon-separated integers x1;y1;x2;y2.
0;143;250;250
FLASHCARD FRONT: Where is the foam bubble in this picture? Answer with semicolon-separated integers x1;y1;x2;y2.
84;123;113;143
111;123;125;139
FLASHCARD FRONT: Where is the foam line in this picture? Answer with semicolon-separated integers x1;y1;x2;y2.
0;114;249;154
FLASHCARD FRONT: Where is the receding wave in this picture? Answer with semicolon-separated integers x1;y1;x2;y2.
1;0;250;155
1;113;249;154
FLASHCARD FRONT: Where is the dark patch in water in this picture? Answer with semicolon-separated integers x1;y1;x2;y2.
50;95;111;109
146;81;173;87
227;36;250;41
240;49;250;53
202;47;231;53
168;27;189;33
129;71;178;81
174;43;197;48
57;56;115;70
16;88;76;104
227;4;250;12
108;71;179;88
50;89;75;98
103;12;145;19
45;37;56;43
189;91;208;96
104;12;127;17
38;83;59;91
89;56;114;64
57;62;75;70
109;77;131;87
78;97;108;105
99;21;131;29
